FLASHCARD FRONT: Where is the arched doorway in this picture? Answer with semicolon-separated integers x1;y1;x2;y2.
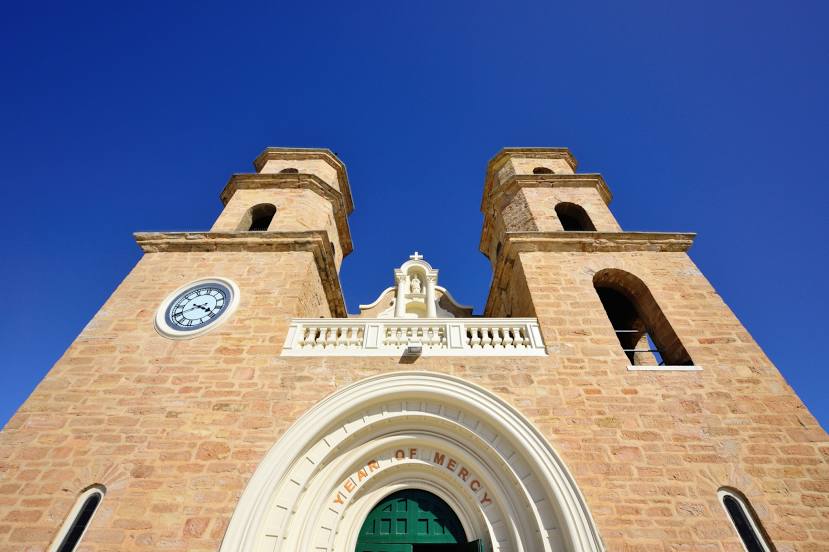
357;489;481;551
219;372;604;552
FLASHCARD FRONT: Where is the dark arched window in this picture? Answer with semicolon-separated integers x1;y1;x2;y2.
246;203;276;231
593;269;693;366
533;166;554;174
279;167;299;174
555;202;596;231
53;485;105;552
718;488;774;552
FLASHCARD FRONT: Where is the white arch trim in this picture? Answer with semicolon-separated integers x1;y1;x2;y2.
220;372;604;552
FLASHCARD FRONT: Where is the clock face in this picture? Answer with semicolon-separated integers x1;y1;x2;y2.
164;282;233;332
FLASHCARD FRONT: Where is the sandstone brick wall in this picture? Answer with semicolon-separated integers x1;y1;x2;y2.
0;250;333;551
0;244;827;551
510;249;829;551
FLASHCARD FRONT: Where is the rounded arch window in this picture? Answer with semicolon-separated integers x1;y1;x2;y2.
49;485;105;552
718;488;774;552
246;203;277;231
555;202;596;231
532;166;554;174
279;167;299;174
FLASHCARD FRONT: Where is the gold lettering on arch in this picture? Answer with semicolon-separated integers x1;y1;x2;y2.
332;448;493;509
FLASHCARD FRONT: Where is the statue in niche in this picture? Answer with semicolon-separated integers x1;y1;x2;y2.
410;274;422;294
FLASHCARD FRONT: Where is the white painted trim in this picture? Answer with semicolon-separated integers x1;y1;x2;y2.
153;277;241;340
219;372;604;552
358;286;396;310
627;365;702;371
356;287;473;314
47;484;105;552
717;488;773;552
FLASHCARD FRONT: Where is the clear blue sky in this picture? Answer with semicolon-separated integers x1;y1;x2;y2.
1;1;827;429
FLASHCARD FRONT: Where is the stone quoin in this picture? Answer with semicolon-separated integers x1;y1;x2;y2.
0;147;826;552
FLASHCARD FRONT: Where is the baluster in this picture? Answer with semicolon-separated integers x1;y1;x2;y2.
316;327;327;348
491;327;503;348
326;327;338;348
502;326;514;348
349;326;360;347
336;327;347;348
469;327;481;348
516;326;529;347
481;327;492;348
430;326;440;348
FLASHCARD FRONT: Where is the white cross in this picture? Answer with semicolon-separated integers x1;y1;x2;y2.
409;251;423;261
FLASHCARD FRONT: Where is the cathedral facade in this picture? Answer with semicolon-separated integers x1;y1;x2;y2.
1;147;827;551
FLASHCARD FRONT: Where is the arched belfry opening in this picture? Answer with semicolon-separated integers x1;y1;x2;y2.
243;203;276;232
219;373;604;552
555;202;596;231
593;268;693;366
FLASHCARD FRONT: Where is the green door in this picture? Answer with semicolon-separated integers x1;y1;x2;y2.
356;489;482;552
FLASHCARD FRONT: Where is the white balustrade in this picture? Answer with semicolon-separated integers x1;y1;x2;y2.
282;318;546;356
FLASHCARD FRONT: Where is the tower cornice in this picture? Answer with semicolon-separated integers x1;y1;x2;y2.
134;230;347;317
252;147;354;213
220;173;353;256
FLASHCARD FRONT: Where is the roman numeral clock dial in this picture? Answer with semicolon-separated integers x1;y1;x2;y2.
155;278;240;339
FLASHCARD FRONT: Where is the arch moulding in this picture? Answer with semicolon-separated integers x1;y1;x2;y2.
219;371;604;552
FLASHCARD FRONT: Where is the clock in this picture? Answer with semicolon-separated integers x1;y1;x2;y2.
155;278;240;339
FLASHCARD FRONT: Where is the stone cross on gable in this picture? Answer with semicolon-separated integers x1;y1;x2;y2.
409;251;423;261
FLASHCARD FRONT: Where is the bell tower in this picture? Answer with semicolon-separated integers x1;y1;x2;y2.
478;147;828;549
136;147;351;319
209;147;353;271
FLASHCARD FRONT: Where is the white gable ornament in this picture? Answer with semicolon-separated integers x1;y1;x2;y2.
281;253;547;356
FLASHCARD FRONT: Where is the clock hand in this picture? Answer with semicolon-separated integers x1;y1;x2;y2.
174;306;204;315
